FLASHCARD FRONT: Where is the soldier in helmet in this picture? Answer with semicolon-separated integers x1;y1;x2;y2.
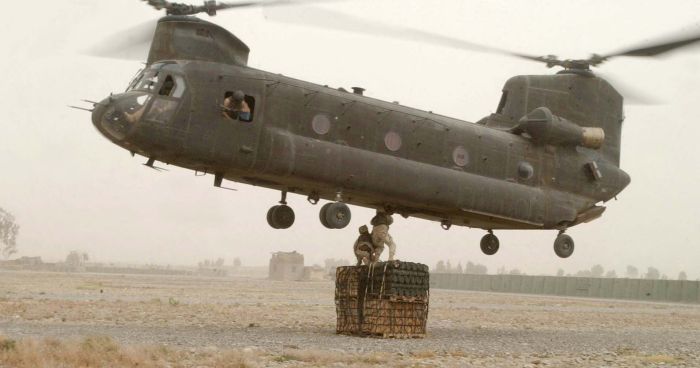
371;212;397;261
223;90;251;121
353;225;375;266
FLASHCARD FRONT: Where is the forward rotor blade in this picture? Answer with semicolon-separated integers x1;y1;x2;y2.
599;29;700;60
263;6;547;64
84;20;157;60
217;0;329;11
142;0;339;16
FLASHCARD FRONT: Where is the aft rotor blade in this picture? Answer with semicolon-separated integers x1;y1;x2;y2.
597;72;662;105
263;6;547;64
84;20;157;60
599;29;700;61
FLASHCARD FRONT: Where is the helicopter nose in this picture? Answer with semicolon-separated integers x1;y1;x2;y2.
91;98;109;133
91;93;151;142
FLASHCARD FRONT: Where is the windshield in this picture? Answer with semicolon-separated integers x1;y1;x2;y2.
128;70;160;92
127;64;187;99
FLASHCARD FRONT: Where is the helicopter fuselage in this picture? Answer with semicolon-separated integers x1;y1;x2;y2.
92;59;630;231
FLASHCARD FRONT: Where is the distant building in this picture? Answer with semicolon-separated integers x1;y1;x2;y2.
269;251;304;281
63;251;88;272
302;265;327;281
0;256;43;267
324;258;351;279
15;256;43;266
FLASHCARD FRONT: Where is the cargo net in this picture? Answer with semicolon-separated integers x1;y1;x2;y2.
335;261;429;338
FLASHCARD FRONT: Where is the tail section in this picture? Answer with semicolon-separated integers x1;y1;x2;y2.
486;72;624;166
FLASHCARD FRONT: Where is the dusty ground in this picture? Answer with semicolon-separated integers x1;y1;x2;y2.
0;270;699;367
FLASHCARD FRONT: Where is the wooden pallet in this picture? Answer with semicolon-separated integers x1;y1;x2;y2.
336;331;426;339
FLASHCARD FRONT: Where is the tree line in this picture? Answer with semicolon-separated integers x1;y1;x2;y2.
434;260;690;280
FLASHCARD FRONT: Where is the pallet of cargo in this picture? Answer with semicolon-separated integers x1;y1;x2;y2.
335;260;429;338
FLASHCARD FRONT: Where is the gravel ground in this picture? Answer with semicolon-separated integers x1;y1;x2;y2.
1;270;699;367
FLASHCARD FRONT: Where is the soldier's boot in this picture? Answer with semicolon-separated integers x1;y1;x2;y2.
355;250;370;266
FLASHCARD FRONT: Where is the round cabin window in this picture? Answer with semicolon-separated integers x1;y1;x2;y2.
453;146;469;167
311;114;331;135
518;161;534;180
384;131;402;152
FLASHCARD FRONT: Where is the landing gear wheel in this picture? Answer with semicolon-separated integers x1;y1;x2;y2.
320;202;352;229
480;233;499;255
267;205;295;229
554;233;574;258
319;203;333;228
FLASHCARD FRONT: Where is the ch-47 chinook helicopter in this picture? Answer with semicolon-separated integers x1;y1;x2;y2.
83;0;700;258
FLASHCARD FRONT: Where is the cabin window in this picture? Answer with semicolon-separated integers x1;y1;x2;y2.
452;146;469;167
384;131;402;152
518;161;534;180
312;114;332;135
223;91;256;122
496;91;508;114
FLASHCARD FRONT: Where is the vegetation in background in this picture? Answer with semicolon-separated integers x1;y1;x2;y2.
434;259;688;280
0;207;20;258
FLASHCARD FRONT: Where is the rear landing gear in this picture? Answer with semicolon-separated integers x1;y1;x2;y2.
267;191;295;229
319;202;351;229
480;230;499;255
553;231;574;258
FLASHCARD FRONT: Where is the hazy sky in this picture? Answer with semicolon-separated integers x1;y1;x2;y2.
1;0;699;278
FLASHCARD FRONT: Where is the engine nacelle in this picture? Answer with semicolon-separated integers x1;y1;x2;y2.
514;107;605;149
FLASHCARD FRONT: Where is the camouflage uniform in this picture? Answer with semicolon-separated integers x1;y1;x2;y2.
353;225;375;266
371;213;397;261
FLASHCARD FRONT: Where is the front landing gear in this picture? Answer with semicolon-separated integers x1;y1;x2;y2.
553;231;575;258
319;202;352;229
267;191;295;229
480;231;499;255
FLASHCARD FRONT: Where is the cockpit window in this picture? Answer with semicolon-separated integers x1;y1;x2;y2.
125;69;160;93
159;76;175;96
171;76;186;98
101;92;151;140
126;69;144;92
146;98;178;124
157;75;187;98
138;71;160;92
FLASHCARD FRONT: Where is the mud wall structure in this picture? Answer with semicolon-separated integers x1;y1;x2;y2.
430;274;700;304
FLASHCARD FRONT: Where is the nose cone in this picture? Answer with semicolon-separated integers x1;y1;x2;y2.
91;92;151;143
91;98;110;134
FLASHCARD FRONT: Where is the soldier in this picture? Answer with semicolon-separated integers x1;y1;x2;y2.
371;212;397;261
353;225;375;266
223;90;251;121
